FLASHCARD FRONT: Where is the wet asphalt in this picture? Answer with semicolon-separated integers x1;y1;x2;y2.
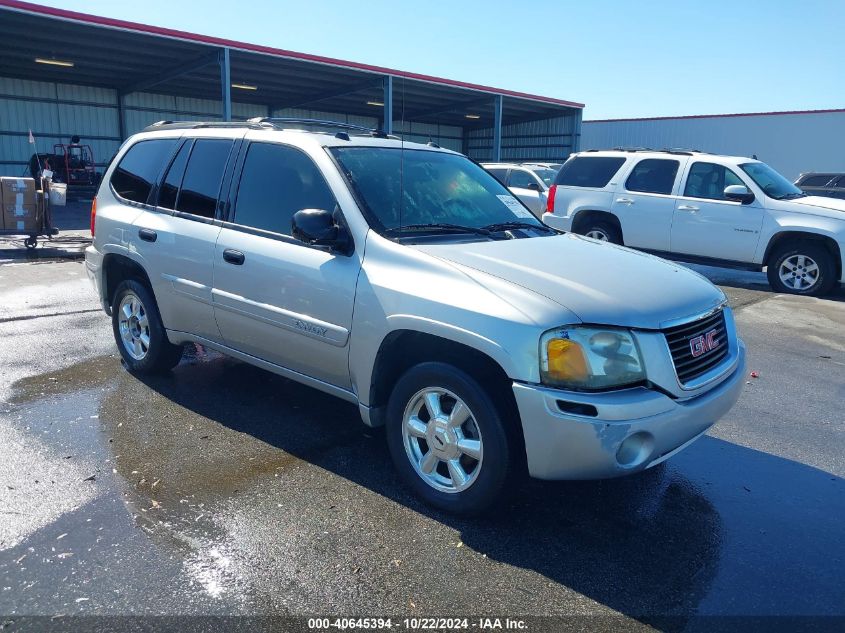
0;260;843;630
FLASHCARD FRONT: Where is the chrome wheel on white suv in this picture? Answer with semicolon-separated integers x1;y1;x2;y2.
402;387;483;493
767;242;836;297
585;229;610;241
777;254;820;292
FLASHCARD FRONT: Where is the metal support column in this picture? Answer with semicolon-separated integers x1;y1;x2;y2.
219;47;231;122
492;94;503;161
117;93;127;141
383;75;393;135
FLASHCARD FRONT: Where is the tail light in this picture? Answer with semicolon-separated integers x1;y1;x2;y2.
546;184;557;214
90;197;97;237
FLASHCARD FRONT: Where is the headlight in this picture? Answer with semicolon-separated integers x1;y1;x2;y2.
540;326;646;390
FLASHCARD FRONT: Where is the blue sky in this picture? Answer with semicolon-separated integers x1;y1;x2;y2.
37;0;845;119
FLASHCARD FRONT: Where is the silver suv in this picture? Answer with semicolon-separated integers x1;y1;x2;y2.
86;119;746;514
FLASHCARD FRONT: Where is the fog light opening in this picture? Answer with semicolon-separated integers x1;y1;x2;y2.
616;432;654;468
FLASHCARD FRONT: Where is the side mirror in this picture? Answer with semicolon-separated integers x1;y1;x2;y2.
526;182;542;192
291;208;352;255
724;184;755;204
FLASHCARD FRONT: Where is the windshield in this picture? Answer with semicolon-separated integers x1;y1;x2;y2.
331;147;543;236
533;168;558;186
740;162;805;200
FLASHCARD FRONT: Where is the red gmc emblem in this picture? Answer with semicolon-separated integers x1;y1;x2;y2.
690;329;720;358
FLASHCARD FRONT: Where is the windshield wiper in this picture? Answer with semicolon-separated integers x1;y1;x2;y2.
481;221;557;234
385;222;493;237
775;192;807;200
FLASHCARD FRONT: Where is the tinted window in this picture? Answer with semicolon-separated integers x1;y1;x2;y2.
176;139;233;218
625;159;679;195
833;175;845;188
157;140;191;210
684;162;744;200
233;143;335;235
799;174;834;187
508;170;539;189
486;168;508;185
555;156;625;188
110;139;177;204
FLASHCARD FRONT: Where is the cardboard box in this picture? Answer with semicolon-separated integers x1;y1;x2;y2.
1;177;41;234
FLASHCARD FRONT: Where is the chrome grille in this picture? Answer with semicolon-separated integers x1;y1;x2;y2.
663;309;729;385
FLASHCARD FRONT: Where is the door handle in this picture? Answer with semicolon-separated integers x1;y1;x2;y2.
677;205;700;212
222;249;245;265
615;197;635;205
138;228;157;242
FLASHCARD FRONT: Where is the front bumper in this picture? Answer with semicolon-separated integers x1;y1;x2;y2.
513;341;746;480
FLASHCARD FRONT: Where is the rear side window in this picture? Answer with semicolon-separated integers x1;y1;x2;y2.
175;139;234;219
625;159;679;195
232;143;336;236
110;139;178;204
555;157;625;188
157;140;191;210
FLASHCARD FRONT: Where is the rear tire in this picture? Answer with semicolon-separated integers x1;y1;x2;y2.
385;362;515;515
578;219;622;244
111;279;183;374
766;241;836;296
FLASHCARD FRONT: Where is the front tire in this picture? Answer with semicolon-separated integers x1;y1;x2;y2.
766;242;836;296
111;279;183;374
386;362;515;515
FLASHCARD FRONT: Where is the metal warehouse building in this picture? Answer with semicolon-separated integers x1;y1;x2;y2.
0;0;584;178
582;109;845;181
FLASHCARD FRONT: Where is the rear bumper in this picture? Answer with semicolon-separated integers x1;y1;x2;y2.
84;245;107;312
513;341;746;480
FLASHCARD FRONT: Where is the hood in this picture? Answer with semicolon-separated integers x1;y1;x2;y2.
413;234;725;330
777;195;845;219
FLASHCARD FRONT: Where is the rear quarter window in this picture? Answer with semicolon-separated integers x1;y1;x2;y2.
110;139;178;204
555;156;626;188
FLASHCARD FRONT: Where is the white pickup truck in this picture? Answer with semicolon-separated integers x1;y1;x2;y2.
544;149;845;296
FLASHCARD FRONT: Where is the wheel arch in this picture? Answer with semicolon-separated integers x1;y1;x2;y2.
101;252;154;315
368;329;522;438
763;230;842;279
571;209;623;242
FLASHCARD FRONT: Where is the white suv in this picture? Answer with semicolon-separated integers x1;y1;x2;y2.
544;149;845;296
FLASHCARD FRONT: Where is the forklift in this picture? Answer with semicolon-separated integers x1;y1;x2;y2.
29;135;100;199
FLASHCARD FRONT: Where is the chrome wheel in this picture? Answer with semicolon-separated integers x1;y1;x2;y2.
585;228;609;241
778;254;820;291
402;387;483;494
117;293;150;360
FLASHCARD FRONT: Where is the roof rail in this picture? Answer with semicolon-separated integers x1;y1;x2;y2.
610;146;654;153
659;147;704;155
247;117;399;139
142;120;267;132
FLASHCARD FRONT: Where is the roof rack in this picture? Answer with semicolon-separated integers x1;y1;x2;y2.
247;117;399;139
143;120;268;132
143;118;400;139
585;146;704;156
